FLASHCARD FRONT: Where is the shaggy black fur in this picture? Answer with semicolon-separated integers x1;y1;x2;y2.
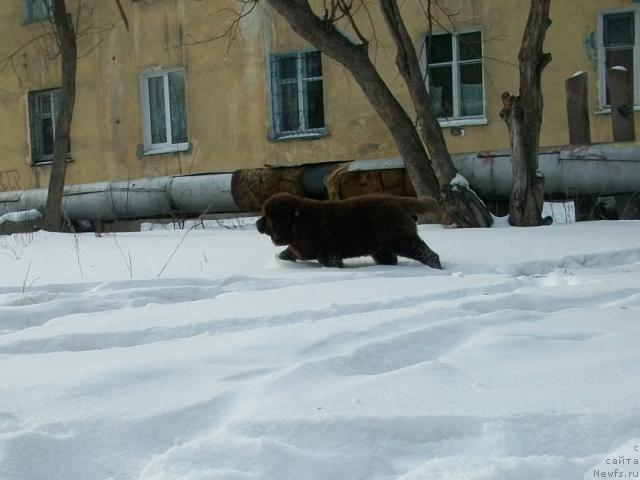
256;193;442;269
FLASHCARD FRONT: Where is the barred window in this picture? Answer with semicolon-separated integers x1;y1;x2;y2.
28;88;60;165
425;30;485;123
270;51;325;138
23;0;52;23
140;68;189;155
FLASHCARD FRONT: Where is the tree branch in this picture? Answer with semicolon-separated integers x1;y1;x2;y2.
113;0;129;31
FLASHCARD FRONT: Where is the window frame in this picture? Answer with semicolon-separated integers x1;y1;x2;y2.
27;88;60;165
139;67;190;156
269;50;327;140
22;0;53;24
422;27;487;127
597;7;640;111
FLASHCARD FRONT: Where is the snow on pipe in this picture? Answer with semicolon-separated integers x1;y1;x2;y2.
1;142;639;221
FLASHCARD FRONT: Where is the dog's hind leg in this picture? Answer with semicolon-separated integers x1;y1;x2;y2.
372;250;398;265
278;246;298;262
389;237;442;269
318;254;344;268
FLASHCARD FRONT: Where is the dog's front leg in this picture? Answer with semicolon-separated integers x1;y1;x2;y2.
278;246;298;262
391;238;442;269
318;254;344;268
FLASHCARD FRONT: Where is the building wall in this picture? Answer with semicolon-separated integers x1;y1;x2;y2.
0;0;638;192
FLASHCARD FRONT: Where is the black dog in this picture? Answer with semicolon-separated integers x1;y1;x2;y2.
256;193;441;269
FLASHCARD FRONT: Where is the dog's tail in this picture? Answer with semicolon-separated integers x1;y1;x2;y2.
395;196;440;214
395;196;442;223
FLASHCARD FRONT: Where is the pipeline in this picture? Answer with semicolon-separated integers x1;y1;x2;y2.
350;143;640;200
0;174;238;222
1;142;639;222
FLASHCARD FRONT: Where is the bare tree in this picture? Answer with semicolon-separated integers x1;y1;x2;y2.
248;0;493;228
43;0;78;232
0;1;129;232
45;0;128;231
499;0;552;226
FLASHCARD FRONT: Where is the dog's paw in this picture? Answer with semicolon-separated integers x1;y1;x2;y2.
278;246;298;262
426;255;442;269
319;255;344;268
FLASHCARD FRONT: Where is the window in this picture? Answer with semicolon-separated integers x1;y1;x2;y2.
140;69;189;155
598;9;640;108
424;30;485;125
270;51;325;138
28;88;60;164
23;0;52;23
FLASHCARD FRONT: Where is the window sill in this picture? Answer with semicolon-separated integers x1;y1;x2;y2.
142;143;190;156
438;117;488;128
595;106;640;115
22;18;52;25
31;156;73;167
271;129;328;142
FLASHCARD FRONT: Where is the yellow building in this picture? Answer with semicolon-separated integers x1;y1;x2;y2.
1;0;639;194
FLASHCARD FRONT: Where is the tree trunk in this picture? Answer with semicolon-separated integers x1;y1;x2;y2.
378;0;492;227
44;0;77;232
500;93;545;225
500;0;551;226
266;0;494;225
268;0;439;198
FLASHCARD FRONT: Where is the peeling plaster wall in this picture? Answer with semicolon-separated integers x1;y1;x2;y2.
0;0;639;191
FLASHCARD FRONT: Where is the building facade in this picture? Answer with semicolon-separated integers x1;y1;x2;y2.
0;0;639;193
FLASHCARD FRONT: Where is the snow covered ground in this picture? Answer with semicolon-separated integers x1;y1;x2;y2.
1;217;639;480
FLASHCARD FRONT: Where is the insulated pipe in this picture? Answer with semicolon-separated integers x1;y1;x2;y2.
0;173;238;221
169;174;238;214
349;143;640;200
1;142;639;221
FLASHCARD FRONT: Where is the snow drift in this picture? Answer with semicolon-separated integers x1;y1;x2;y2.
1;219;639;480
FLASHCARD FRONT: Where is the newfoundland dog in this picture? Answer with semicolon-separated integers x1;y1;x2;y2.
256;193;441;269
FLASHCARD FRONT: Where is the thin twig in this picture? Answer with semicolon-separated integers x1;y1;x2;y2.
156;224;197;278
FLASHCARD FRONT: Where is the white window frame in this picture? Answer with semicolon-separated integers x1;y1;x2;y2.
422;27;487;127
139;68;189;155
597;7;640;111
270;50;326;139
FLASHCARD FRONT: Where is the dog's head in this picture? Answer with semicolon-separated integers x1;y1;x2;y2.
256;193;301;246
